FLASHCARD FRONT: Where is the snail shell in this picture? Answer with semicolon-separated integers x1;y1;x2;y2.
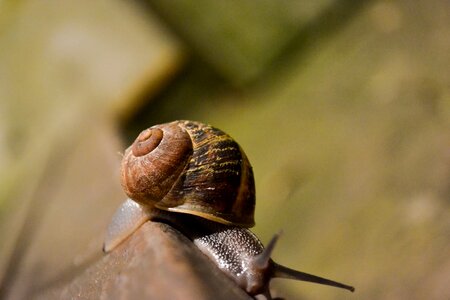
120;120;255;227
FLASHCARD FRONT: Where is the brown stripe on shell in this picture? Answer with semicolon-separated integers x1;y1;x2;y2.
155;120;255;227
232;149;255;223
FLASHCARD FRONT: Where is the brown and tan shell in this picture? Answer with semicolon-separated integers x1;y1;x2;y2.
120;120;255;227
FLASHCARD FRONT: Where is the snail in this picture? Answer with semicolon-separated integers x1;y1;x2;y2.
104;120;354;298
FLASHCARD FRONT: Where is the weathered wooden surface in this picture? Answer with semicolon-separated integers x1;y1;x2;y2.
35;221;251;300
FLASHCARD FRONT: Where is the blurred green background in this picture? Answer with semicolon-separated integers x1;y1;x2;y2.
0;0;449;299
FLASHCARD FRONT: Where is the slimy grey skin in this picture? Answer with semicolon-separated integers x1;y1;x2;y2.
104;120;355;299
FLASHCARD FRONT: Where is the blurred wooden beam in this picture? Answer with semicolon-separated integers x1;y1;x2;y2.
34;221;251;300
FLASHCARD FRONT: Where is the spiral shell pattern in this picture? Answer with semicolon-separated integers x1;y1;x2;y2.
120;120;255;227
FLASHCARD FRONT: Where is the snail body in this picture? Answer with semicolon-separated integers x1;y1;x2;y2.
104;120;354;298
